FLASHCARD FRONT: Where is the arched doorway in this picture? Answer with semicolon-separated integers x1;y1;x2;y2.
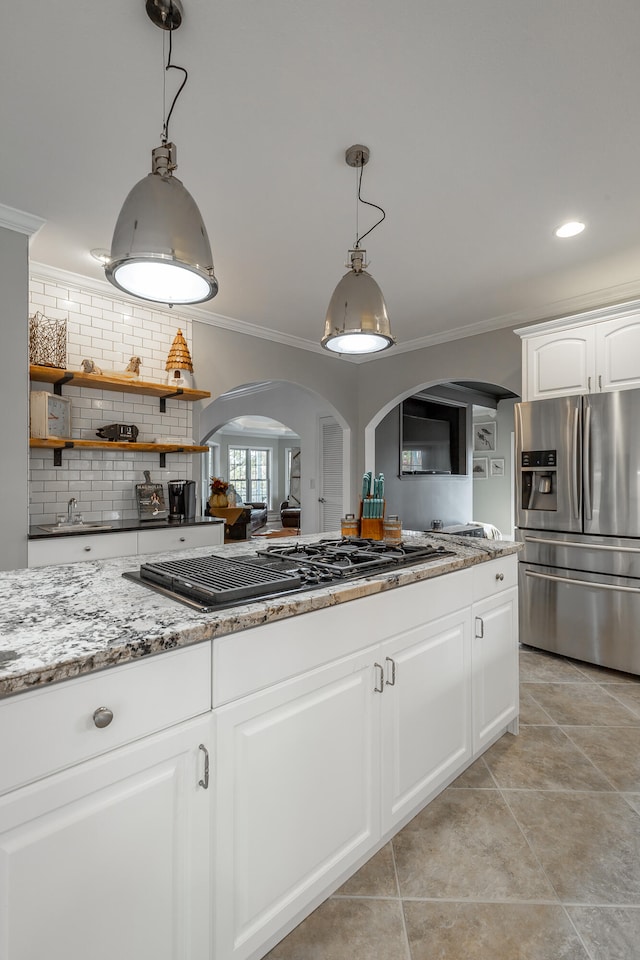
368;380;519;537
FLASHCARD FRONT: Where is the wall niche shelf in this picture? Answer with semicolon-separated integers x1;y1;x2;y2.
29;365;211;466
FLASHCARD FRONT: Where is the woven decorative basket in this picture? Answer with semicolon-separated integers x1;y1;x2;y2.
29;312;67;368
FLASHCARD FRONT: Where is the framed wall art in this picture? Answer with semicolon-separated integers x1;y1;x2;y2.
473;457;488;480
490;458;505;477
473;421;496;452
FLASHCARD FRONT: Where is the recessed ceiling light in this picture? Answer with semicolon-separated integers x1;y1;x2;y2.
554;221;586;239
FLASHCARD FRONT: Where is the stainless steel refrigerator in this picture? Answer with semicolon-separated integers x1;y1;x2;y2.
515;390;640;674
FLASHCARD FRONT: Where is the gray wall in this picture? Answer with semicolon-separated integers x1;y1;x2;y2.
358;325;522;482
375;405;472;531
472;399;517;537
0;227;29;570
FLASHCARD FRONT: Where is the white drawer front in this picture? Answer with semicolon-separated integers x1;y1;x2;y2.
137;523;223;555
28;532;138;568
0;643;211;795
472;555;518;602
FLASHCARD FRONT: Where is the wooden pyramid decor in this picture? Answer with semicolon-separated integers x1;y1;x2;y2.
165;329;193;372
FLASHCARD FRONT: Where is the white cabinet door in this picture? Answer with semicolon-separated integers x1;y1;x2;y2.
472;587;518;753
380;611;471;835
596;314;640;392
213;647;380;960
524;329;596;400
0;717;211;960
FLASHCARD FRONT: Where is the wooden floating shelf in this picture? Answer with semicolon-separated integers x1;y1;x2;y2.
30;437;209;467
30;439;209;454
29;365;211;402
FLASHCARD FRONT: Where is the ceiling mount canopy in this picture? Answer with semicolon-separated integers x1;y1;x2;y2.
105;0;218;306
321;144;395;356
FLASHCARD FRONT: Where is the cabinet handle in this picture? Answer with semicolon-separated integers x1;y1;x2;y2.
384;656;396;686
198;744;210;789
495;572;504;581
588;376;591;390
84;546;92;552
373;662;384;693
93;706;113;728
598;374;602;390
475;617;484;639
179;537;186;542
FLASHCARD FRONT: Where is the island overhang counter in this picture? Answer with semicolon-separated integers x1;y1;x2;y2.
0;532;521;960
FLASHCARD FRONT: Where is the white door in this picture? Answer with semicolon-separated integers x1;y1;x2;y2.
213;647;380;960
380;611;472;835
0;717;211;960
472;588;519;752
319;416;343;532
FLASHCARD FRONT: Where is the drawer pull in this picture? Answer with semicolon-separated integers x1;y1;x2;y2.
495;572;504;581
179;537;186;542
373;662;384;693
93;706;114;728
475;616;484;639
84;546;92;552
198;744;210;789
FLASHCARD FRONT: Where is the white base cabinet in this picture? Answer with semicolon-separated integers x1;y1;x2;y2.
213;647;380;960
0;717;211;960
380;610;471;834
27;520;224;567
212;555;519;960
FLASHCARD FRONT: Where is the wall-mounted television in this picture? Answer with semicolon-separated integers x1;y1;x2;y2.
400;396;466;476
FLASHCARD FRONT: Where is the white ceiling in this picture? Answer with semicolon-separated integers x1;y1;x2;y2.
5;0;640;355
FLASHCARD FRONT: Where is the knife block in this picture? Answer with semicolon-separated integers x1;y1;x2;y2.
359;498;385;541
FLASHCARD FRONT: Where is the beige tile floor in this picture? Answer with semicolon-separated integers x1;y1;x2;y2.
265;646;640;960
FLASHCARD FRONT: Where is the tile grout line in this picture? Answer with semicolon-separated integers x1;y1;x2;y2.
389;840;414;960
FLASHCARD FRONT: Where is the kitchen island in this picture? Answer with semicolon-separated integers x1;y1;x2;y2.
0;533;520;960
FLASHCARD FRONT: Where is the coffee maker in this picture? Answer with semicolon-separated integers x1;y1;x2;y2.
167;480;197;522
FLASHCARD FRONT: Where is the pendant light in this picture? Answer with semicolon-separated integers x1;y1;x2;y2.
322;145;395;355
105;0;218;305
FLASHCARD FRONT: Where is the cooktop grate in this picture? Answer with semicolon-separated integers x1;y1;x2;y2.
138;553;302;606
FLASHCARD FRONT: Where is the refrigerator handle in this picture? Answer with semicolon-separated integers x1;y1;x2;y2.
571;405;581;521
583;403;592;521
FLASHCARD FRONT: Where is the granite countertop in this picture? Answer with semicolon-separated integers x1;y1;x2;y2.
28;516;223;539
0;533;521;699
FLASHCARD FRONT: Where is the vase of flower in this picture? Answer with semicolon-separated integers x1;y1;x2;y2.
209;477;229;509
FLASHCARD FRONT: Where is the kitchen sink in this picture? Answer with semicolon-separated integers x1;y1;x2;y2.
38;522;113;534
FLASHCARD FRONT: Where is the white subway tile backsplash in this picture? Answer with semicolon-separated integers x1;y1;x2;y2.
30;274;197;523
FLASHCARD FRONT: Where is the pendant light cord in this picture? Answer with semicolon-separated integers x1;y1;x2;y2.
354;161;386;248
161;7;188;145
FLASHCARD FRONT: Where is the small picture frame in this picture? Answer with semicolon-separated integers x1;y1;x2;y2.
490;458;505;478
474;421;497;452
473;457;488;480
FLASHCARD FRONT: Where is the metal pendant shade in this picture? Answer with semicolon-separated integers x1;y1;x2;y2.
105;1;217;306
322;255;394;354
321;144;395;355
106;147;218;305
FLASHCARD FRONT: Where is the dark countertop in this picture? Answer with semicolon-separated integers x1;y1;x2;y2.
28;516;223;539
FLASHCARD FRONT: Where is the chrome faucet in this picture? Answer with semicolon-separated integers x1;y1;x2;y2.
67;497;78;524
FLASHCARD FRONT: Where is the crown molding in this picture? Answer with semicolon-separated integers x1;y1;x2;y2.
30;259;640;363
0;203;45;237
29;260;329;356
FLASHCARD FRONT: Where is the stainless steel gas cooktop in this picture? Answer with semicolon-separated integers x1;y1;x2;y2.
123;537;456;612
